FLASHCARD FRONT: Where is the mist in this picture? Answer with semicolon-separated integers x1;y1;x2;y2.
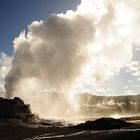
5;0;140;119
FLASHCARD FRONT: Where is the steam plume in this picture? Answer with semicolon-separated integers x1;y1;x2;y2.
5;0;140;118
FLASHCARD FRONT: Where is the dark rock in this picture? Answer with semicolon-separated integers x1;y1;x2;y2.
73;117;132;130
0;97;32;121
14;97;24;105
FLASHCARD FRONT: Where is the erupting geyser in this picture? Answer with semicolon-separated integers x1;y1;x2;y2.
5;0;140;119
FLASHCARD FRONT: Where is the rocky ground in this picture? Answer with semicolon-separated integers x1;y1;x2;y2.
1;97;140;140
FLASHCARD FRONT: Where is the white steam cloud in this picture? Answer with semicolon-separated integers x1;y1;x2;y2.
0;52;11;92
5;0;140;118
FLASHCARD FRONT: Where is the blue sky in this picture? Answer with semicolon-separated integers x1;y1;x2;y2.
0;0;80;55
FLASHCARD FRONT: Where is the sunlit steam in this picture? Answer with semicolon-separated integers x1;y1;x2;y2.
5;0;140;119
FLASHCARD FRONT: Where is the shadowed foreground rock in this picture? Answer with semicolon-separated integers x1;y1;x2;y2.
0;97;140;140
73;117;132;130
0;97;36;122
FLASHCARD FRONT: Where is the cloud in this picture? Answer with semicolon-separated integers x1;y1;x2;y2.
127;61;140;72
124;86;128;89
132;71;140;77
128;80;133;83
0;52;11;66
138;78;140;81
0;52;11;94
0;52;11;78
124;89;138;95
127;61;140;81
132;84;139;87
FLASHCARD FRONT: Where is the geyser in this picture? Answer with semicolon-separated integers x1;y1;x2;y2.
5;0;140;119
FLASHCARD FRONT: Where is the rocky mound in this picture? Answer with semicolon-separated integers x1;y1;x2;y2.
73;118;132;130
0;97;36;122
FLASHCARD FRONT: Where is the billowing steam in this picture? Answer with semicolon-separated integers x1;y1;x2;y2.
5;0;140;118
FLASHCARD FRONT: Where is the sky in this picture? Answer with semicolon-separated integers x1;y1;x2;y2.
0;0;80;93
0;0;80;55
0;0;140;96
